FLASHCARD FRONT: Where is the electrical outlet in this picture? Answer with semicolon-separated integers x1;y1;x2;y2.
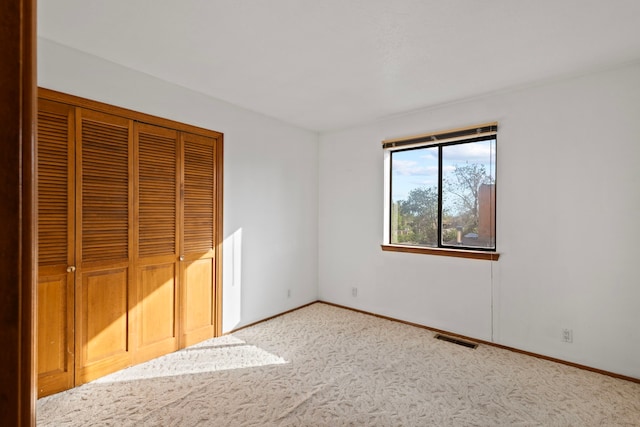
561;328;573;343
352;287;358;297
287;289;291;298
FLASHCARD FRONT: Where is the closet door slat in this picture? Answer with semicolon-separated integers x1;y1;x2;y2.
180;132;217;347
80;115;130;263
134;123;179;363
138;128;177;258
183;139;215;254
75;109;133;385
36;99;75;397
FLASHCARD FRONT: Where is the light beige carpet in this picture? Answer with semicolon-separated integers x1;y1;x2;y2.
38;303;639;426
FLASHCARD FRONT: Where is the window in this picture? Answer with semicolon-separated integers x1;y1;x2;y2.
382;123;498;259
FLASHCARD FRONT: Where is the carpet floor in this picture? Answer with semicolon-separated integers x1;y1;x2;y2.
37;302;640;426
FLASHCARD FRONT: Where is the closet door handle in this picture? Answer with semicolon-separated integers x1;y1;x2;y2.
66;266;76;273
179;255;185;261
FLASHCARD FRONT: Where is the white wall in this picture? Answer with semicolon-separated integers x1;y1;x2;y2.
38;38;319;332
319;61;640;378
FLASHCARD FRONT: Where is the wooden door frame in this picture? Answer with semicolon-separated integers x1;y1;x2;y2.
0;0;37;425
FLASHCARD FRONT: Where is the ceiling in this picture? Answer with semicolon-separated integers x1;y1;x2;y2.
38;0;640;132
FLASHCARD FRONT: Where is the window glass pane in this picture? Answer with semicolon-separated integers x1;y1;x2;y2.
441;139;496;249
390;147;439;247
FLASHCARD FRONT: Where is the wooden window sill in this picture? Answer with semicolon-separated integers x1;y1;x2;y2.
381;244;500;261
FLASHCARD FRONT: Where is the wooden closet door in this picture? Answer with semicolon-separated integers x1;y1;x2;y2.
134;123;180;363
180;132;218;347
37;99;75;397
75;109;134;384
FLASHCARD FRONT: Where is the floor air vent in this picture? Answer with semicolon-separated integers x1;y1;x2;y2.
434;334;478;349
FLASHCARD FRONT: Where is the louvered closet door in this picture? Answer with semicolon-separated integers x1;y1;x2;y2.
134;123;180;363
37;99;75;397
180;132;218;347
75;109;134;384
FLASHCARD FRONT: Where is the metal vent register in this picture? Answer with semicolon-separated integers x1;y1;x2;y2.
434;334;478;349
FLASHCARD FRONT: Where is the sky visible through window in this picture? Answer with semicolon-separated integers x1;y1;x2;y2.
391;139;496;212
